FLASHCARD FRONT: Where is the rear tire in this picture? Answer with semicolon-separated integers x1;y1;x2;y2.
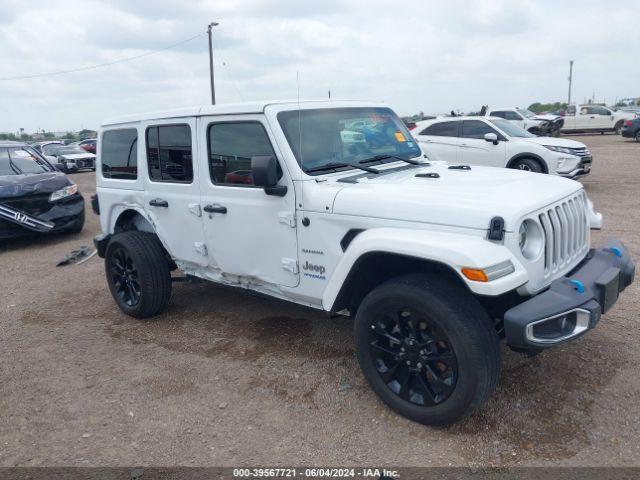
635;131;640;143
105;231;172;318
354;274;500;426
510;157;543;173
614;121;624;135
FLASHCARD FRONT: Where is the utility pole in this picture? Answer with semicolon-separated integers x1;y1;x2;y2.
208;22;219;105
567;60;574;106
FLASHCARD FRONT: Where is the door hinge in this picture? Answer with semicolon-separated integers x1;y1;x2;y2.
278;212;296;228
195;242;208;256
189;203;202;217
281;258;298;274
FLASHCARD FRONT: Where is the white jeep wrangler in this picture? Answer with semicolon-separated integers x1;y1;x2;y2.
93;100;635;426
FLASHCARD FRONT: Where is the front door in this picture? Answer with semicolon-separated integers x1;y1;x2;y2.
198;115;299;287
142;118;207;266
459;120;507;167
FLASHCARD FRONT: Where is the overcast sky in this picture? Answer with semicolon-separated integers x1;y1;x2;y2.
0;0;638;132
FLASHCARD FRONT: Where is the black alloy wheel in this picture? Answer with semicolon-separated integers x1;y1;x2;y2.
107;246;141;307
369;308;457;406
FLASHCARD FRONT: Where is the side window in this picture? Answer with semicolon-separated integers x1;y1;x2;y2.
461;120;498;139
102;128;138;180
146;124;193;183
490;111;507;119
504;111;522;121
419;121;459;137
566;105;576;115
207;122;277;186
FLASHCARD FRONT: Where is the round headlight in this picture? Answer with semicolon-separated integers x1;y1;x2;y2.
519;219;544;261
519;222;528;250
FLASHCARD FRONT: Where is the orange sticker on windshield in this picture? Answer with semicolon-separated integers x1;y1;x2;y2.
394;131;406;142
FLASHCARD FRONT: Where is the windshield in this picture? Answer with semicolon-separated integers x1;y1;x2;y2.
488;118;537;138
0;147;52;175
277;107;422;174
516;108;536;118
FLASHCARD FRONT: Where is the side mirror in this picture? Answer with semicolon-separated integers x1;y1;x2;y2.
251;155;287;197
484;132;499;144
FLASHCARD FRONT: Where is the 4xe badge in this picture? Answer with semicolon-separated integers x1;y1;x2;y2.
302;261;326;280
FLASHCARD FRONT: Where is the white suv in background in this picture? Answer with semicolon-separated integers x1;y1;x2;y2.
413;116;592;178
560;104;635;135
484;107;563;136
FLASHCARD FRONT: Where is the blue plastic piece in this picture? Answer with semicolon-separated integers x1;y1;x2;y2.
569;279;585;294
610;247;622;258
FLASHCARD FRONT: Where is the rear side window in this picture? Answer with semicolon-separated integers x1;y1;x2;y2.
461;120;498;139
207;122;276;186
102;129;138;180
419;121;459;137
146;124;193;183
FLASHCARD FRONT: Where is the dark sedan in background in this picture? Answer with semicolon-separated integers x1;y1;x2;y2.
621;118;640;142
42;144;96;173
0;141;84;240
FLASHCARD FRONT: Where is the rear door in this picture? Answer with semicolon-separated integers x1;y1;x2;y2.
458;120;507;167
413;120;461;162
141;119;207;266
197;115;299;287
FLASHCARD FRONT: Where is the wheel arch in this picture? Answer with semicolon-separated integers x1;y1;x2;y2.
329;251;467;315
110;207;155;234
506;153;549;174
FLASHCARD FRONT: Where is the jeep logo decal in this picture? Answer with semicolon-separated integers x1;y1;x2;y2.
302;261;325;275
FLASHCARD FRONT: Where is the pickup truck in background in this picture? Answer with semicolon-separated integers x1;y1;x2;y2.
484;107;563;136
560;104;636;135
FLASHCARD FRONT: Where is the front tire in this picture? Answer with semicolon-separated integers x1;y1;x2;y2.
105;231;172;318
354;274;500;426
510;157;543;173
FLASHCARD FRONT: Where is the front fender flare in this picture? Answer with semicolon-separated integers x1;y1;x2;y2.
322;228;528;310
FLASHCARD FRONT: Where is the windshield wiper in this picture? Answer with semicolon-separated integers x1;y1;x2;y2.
359;154;425;166
305;162;380;174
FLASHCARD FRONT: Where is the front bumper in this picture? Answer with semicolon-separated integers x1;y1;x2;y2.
504;239;635;351
0;194;84;239
558;155;592;179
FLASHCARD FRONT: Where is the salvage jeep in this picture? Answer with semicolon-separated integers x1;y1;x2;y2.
93;101;635;425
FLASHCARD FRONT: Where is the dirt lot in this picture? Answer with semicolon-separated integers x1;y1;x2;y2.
1;134;639;467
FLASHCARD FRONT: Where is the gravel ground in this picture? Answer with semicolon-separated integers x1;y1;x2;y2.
0;134;639;467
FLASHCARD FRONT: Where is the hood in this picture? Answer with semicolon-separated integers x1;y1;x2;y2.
520;136;586;149
329;163;582;232
532;114;561;121
0;172;72;199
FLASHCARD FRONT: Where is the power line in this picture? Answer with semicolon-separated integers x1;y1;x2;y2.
0;32;206;81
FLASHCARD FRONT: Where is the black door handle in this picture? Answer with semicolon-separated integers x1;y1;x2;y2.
149;198;168;208
203;204;227;214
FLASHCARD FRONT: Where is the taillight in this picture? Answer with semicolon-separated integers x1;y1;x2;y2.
624;120;633;126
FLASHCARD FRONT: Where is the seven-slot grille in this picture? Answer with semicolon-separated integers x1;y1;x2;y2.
538;192;589;275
